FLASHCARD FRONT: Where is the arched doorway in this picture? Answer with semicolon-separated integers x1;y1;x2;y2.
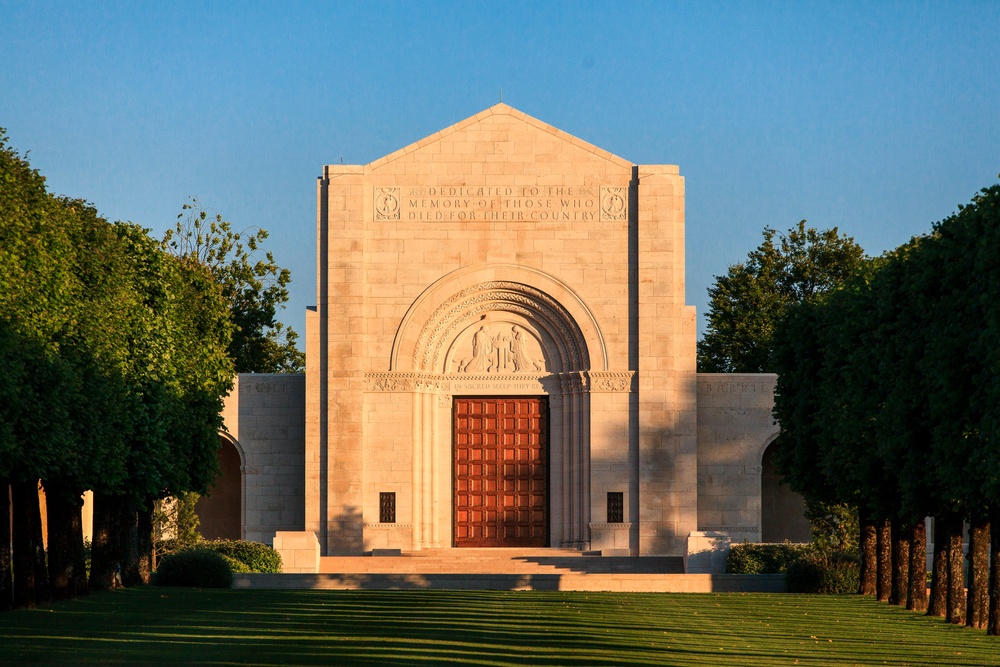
195;435;243;540
760;440;811;543
384;269;604;551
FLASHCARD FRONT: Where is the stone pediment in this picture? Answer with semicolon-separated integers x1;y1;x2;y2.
363;103;634;173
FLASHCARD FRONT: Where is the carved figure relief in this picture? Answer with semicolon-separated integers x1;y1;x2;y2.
374;187;400;220
600;186;627;221
511;326;542;372
457;325;544;374
412;281;589;372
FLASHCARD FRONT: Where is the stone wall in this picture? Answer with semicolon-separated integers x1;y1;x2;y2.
220;374;306;544
695;373;781;544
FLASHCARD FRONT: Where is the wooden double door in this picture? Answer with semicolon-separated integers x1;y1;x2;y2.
453;397;548;547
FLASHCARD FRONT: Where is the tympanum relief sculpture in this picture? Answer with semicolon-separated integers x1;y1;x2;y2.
456;325;544;374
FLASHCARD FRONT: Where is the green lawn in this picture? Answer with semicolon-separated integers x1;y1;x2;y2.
0;588;997;666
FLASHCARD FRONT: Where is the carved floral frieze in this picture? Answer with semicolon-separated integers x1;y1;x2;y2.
365;370;637;394
590;371;636;392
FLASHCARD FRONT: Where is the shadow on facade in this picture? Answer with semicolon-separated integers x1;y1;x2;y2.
761;439;811;543
327;506;366;555
196;436;243;540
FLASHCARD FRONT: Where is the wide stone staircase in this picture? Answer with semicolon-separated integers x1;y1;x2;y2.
232;548;786;593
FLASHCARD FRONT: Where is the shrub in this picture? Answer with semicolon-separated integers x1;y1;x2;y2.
726;542;812;574
786;552;860;594
154;549;233;588
199;539;282;573
219;555;251;574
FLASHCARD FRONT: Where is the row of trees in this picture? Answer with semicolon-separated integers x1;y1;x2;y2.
0;130;302;609
770;183;1000;634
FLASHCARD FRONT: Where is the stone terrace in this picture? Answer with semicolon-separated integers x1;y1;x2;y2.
232;549;786;592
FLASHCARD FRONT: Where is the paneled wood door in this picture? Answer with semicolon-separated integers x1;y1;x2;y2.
454;397;548;547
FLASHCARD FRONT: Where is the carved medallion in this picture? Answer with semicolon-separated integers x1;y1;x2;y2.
374;187;400;220
600;187;627;221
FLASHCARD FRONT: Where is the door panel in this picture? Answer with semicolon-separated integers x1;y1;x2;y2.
454;397;547;547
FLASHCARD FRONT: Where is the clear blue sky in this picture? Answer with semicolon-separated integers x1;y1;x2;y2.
3;1;998;341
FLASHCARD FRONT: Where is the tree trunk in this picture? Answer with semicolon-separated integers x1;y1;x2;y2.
0;479;12;611
43;479;88;601
89;492;124;591
10;480;49;608
876;518;892;602
860;517;877;595
121;497;142;587
928;516;948;617
988;508;1000;635
945;512;966;625
907;518;928;612
890;519;910;606
966;517;989;630
136;498;154;584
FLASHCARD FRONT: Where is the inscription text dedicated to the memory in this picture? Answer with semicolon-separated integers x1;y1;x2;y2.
406;186;597;221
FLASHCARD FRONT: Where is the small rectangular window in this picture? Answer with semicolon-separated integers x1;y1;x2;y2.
380;492;396;524
607;492;624;524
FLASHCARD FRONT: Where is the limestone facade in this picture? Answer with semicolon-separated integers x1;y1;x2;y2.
210;105;805;561
210;374;306;545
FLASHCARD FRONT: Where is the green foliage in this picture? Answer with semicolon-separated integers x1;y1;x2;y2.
698;221;866;373
174;492;202;549
218;554;251;573
805;501;859;554
0;129;236;595
200;539;282;573
153;549;232;588
726;542;812;574
162;199;304;373
786;552;860;594
199;539;282;573
729;541;859;594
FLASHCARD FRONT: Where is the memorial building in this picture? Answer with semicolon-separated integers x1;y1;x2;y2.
204;105;808;566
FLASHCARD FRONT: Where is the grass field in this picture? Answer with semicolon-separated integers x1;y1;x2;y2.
1;588;997;666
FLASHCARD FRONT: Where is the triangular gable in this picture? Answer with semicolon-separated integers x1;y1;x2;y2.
366;103;633;172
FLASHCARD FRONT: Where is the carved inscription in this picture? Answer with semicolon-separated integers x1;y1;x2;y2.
404;186;598;222
698;382;775;395
241;382;289;393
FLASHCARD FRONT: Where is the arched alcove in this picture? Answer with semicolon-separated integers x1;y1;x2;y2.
760;439;812;543
195;434;244;540
373;266;607;550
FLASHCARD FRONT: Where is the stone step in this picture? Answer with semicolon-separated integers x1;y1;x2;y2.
233;572;787;593
316;549;685;575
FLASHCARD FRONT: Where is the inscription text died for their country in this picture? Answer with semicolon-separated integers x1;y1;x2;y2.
406;186;597;222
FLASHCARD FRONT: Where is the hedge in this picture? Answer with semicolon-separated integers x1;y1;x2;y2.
726;542;812;574
154;549;233;588
199;539;283;573
786;552;860;594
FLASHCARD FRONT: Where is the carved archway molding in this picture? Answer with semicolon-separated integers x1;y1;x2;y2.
390;264;607;373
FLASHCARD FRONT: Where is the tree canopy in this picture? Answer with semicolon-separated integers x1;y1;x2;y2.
0;130;235;605
162;199;304;373
698;221;867;373
771;180;1000;632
